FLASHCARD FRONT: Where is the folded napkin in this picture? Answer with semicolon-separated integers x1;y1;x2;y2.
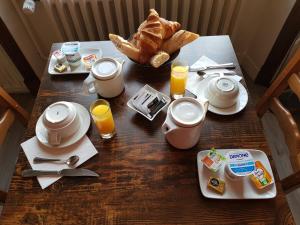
187;56;242;99
21;135;98;189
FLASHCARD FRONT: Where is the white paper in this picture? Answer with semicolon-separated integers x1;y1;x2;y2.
21;135;98;189
187;56;242;98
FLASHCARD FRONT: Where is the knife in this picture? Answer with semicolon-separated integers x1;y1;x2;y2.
22;168;99;177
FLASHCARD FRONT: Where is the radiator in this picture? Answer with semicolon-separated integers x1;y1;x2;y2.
41;0;242;41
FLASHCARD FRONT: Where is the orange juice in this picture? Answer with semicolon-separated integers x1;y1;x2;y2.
90;99;116;139
170;65;188;98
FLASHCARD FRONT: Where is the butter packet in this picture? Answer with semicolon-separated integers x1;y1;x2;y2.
201;148;225;172
250;161;273;189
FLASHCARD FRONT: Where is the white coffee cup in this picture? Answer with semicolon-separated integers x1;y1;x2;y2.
83;57;124;98
205;77;239;108
161;97;208;149
42;101;80;145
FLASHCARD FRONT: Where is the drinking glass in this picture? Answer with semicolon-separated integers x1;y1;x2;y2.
170;60;188;99
90;99;116;139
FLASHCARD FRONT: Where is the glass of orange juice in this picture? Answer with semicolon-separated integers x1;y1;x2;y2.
170;60;189;99
90;99;116;139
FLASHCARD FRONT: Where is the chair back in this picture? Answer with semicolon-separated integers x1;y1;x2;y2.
256;48;300;171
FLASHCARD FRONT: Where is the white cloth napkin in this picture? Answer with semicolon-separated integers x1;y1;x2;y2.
21;135;98;189
187;56;242;99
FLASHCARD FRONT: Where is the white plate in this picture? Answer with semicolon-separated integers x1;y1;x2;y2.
194;77;248;115
127;84;171;121
36;103;91;148
197;149;277;199
48;48;102;75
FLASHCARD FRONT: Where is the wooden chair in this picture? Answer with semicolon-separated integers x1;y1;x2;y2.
256;47;300;172
0;86;30;203
257;48;300;224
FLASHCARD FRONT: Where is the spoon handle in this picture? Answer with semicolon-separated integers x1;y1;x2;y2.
33;157;63;164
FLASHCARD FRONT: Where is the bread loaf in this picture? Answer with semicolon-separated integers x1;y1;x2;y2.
162;30;199;54
150;51;170;68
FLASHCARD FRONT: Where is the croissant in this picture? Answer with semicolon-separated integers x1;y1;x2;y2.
109;9;199;67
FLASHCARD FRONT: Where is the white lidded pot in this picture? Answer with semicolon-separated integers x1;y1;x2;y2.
83;57;124;98
161;97;208;149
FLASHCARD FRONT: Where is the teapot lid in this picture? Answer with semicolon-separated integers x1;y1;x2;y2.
170;97;205;127
92;58;119;80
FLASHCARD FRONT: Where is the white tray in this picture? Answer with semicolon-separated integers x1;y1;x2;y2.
48;48;102;75
127;84;171;121
197;149;277;199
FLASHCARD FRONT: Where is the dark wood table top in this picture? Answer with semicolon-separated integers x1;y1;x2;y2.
0;36;291;224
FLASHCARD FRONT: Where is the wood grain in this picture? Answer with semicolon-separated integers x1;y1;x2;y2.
0;36;292;225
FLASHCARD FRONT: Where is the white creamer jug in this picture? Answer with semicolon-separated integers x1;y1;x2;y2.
83;57;124;98
162;97;208;149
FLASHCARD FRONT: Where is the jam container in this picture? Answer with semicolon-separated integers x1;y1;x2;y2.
225;150;255;180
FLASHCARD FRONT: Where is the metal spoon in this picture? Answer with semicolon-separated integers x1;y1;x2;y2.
33;155;80;167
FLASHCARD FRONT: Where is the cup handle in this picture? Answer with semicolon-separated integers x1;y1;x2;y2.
83;72;96;94
47;131;61;146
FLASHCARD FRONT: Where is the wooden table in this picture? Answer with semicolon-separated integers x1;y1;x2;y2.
0;36;292;224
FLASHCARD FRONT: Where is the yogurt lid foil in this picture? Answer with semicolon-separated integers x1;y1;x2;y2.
226;150;255;176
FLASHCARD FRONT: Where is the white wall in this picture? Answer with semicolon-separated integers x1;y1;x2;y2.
0;0;46;79
235;0;296;80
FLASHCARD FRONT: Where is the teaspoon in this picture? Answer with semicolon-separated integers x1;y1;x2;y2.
33;155;80;167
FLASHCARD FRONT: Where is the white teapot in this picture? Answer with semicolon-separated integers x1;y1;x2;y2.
162;97;208;149
83;57;124;98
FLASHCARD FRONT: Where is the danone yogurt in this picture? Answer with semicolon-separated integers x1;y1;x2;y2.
225;150;255;180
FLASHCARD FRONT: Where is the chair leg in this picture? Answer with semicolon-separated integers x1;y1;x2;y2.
0;190;6;203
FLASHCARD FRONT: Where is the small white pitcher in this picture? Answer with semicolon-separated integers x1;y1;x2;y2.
162;97;208;149
83;57;124;98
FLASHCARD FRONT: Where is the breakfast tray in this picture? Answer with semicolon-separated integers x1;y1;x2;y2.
197;149;277;199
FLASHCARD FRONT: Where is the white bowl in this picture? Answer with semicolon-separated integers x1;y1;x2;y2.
42;101;80;145
205;77;239;108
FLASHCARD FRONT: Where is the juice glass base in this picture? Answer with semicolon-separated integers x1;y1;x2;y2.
100;130;116;139
171;93;185;100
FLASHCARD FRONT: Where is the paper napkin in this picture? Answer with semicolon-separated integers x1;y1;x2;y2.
21;135;98;189
187;56;242;99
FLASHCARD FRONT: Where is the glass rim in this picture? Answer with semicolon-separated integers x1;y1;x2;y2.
89;99;110;116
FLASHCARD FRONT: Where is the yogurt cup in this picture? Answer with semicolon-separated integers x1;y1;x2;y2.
225;150;255;180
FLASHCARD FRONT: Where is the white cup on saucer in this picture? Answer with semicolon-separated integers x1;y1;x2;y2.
42;101;80;145
205;77;239;108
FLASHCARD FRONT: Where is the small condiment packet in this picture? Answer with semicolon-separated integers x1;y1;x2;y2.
21;135;98;189
250;161;273;189
201;148;225;172
127;84;171;121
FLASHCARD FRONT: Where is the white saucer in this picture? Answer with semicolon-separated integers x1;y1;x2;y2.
195;77;248;115
36;103;91;148
197;149;277;199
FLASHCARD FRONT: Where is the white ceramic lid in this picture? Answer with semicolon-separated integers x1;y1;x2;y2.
170;97;204;127
43;101;76;130
92;58;118;80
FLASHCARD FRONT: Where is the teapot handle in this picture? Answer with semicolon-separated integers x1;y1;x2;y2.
83;72;96;94
161;116;178;135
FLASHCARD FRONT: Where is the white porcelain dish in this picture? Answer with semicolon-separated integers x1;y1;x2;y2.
127;84;171;121
48;48;102;75
197;149;277;199
195;76;248;115
36;103;91;148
